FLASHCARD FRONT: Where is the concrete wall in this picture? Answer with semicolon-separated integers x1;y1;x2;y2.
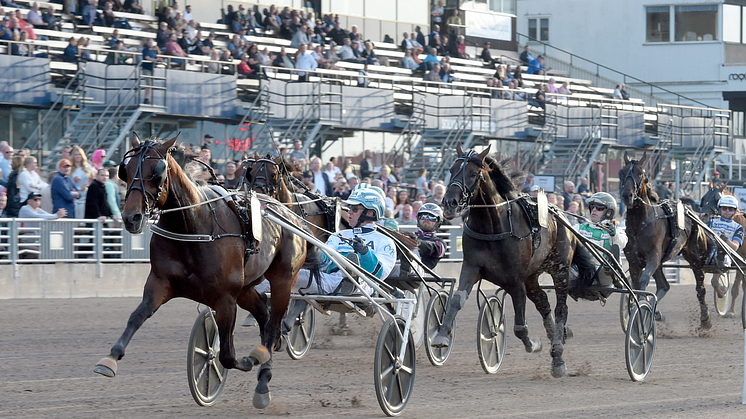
0;56;51;105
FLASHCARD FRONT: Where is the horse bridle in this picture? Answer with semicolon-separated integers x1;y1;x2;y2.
447;150;486;213
121;141;170;215
246;158;282;197
620;161;644;203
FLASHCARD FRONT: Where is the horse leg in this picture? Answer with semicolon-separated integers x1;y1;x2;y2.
431;263;479;348
526;280;565;377
215;297;270;372
509;281;542;354
237;287;270;339
692;266;712;330
651;267;670;321
94;273;171;377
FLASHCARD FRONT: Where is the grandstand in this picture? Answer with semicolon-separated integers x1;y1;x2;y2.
0;0;732;197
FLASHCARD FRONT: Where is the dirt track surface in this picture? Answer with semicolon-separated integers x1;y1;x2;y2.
3;284;746;419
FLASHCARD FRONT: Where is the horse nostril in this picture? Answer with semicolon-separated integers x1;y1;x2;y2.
132;213;142;224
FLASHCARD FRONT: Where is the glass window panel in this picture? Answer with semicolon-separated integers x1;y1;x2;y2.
675;4;718;41
540;18;549;41
723;4;741;43
528;18;537;41
646;6;670;42
12;108;39;151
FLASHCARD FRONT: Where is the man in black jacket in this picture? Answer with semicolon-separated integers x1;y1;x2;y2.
85;169;113;221
359;149;373;180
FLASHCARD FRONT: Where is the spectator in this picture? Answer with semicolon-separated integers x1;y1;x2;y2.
287;140;305;161
70;145;93;218
186;19;198;42
448;35;468;59
0;142;11;185
620;84;630;100
18;156;48;200
421;47;439;71
272;46;295;71
79;37;92;62
3;155;23;217
480;41;496;67
85;168;116;221
415;26;426;47
561;181;575;211
19;192;67;221
577;177;591;197
426;184;446;206
361;41;379;65
165;33;187;67
168;11;187;32
309;157;331;196
613;84;623;100
82;0;98;26
36;171;53;212
331;177;350;199
429;31;445;55
416;167;430;195
513;65;524;87
446;8;462;35
359;149;373;179
439;62;456;83
262;7;281;33
182;4;192;22
402;49;418;71
290;24;309;48
410;32;424;56
141;38;162;104
91;149;106;170
400;32;412;52
0;191;7;218
27;2;44;27
431;1;444;27
531;83;547;110
424;63;442;84
201;31;215;53
62;37;78;63
124;0;144;14
350;40;364;61
294;43;317;81
301;169;314;189
429;24;440;45
558;81;573;95
547;78;559;95
385;186;398;210
156;21;170;50
51;158;80;216
397;204;417;225
222;161;239;189
337;37;356;62
527;54;546;75
519;45;532;65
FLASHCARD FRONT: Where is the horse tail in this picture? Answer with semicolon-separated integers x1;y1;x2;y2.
572;241;597;288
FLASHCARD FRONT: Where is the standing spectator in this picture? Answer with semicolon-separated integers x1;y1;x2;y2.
415;26;426;47
289;140;306;161
359;149;373;179
182;4;192;22
309;157;331;196
385;186;398;210
70;145;93;219
4;155;24;217
519;45;533;65
0;142;11;185
85;168;115;221
295;44;318;82
223;161;240;189
577;177;592;197
18;156;48;200
91;149;107;170
51;158;80;216
431;1;444;28
124;0;144;14
105;165;122;219
416;167;430;195
561;181;575;211
446;8;462;35
397;204;417;225
81;0;98;26
141;38;162;105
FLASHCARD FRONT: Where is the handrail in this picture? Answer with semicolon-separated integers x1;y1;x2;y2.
517;32;711;108
429;95;473;183
646;118;673;176
522;107;557;173
384;97;426;168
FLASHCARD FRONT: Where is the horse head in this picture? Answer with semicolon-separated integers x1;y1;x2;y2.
120;132;179;234
442;143;491;219
700;183;726;216
246;155;283;197
620;151;648;207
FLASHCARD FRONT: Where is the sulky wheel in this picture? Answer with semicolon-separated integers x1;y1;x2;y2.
285;299;315;360
374;316;416;417
476;294;507;374
619;293;633;333
424;289;454;366
625;300;656;382
742;288;746;330
713;271;732;317
187;308;228;406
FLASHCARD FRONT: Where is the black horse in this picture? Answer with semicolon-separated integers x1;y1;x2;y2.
94;133;308;409
620;152;711;328
432;144;595;378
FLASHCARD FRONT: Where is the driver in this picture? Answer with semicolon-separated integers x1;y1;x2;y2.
411;203;447;269
573;192;628;290
255;184;397;296
707;195;743;298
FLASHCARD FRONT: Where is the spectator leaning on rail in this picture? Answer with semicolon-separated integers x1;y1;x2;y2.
19;192;67;221
51;158;80;216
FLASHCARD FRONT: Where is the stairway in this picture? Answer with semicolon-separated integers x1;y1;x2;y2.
401;129;475;186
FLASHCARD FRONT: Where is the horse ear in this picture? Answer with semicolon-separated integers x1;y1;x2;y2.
623;151;630;165
478;144;491;160
131;132;141;149
456;142;464;156
639;151;648;166
161;132;180;152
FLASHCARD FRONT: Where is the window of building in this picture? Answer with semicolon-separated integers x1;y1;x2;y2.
646;6;670;42
734;111;744;137
723;4;741;43
527;17;549;42
675;5;718;41
460;0;516;15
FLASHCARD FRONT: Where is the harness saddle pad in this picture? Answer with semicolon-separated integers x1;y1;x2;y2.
250;191;262;241
536;191;549;228
677;201;685;230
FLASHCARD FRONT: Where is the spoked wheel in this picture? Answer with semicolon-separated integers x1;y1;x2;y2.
741;287;746;330
713;272;732;317
374;316;416;417
476;294;507;374
403;290;426;350
619;293;633;333
187;308;228;406
424;289;453;366
285;299;316;360
625;300;656;382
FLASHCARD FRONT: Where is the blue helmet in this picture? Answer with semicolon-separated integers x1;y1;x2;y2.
345;183;385;220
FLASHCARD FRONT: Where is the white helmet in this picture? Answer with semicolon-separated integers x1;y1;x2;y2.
718;195;739;210
345;183;385;220
418;203;443;224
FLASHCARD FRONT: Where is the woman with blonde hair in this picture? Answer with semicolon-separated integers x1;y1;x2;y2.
70;145;93;218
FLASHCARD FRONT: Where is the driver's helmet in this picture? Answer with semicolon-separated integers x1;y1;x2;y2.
717;195;739;210
417;203;443;227
345;183;385;220
586;192;617;221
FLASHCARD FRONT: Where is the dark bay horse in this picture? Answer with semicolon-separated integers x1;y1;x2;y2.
620;152;711;328
433;144;596;378
94;134;307;409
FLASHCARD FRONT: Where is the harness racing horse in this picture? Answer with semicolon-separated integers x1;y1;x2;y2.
696;184;746;317
93;134;307;409
432;144;596;378
620;152;711;329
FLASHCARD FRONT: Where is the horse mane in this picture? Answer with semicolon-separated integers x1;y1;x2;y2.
482;154;524;199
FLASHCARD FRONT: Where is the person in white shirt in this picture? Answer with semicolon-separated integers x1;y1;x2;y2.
182;4;192;22
337;37;355;61
294;44;318;81
27;2;45;27
18;156;48;201
18;192;67;223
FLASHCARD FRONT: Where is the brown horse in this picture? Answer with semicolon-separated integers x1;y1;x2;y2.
93;134;307;409
433;144;596;378
620;152;711;329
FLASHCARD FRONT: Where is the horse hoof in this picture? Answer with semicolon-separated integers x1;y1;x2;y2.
431;334;450;348
723;312;736;319
250;346;271;365
252;391;271;409
526;338;542;353
551;363;567;378
654;311;665;322
564;326;573;340
94;356;118;378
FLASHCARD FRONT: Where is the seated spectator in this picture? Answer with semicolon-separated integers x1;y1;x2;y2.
400;32;412;51
620;84;630;100
186;19;198;42
439;62;456;83
164;33;187;67
27;2;44;27
62;37;79;63
558;81;572;95
421;47;439;71
19;192;67;221
402;49;418;71
219;49;235;75
513;65;524;87
202;31;215;53
322;42;340;64
81;0;98;26
311;44;331;69
448;35;468;59
423;63;442;84
361;41;378;65
527;55;546;75
547;78;559;95
358;63;370;87
295;44;317;82
123;0;144;14
262;7;281;33
168;11;187;32
531;83;547;110
237;53;254;78
502;65;514;83
519;45;532;65
156;21;170;50
109;29;121;48
290;24;309;48
429;31;445;55
272;46;294;71
480;41;496;67
227;34;242;58
79;37;92;62
104;39;130;64
206;50;220;73
337;37;357;62
183;4;192;22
